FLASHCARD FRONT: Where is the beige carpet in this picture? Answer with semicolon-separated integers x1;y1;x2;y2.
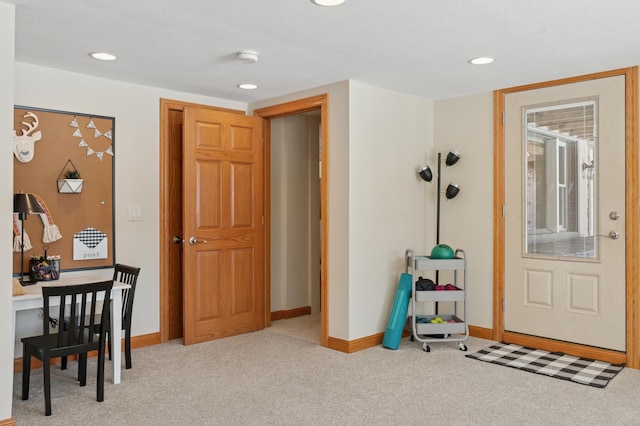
269;313;321;344
11;318;640;425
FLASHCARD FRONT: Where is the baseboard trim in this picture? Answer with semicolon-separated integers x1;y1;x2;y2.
0;418;16;426
327;326;494;354
328;332;385;353
270;306;311;321
468;325;493;340
14;332;161;373
129;332;162;349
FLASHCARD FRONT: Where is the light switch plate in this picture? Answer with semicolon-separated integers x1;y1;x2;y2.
128;205;143;221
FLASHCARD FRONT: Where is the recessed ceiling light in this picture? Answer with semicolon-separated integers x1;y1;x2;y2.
468;57;494;65
90;52;117;61
312;0;345;6
238;83;258;90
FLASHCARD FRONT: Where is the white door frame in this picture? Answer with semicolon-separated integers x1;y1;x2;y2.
492;67;640;368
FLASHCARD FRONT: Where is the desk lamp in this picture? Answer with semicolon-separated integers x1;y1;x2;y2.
14;192;44;285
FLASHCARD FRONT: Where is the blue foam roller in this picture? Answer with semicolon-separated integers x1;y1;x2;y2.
382;272;412;350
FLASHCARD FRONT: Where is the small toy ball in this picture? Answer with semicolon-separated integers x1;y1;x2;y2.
430;244;454;259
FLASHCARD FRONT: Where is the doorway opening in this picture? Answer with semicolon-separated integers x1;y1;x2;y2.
266;111;322;344
159;95;329;347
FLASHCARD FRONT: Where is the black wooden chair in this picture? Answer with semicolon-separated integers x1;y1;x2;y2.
21;281;113;416
110;264;141;369
61;264;141;371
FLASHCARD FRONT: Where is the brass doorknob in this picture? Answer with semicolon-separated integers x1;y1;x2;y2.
188;237;207;245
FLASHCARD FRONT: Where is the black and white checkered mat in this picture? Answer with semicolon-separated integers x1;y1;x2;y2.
466;343;624;388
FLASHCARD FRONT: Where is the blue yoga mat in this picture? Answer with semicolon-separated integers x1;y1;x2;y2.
382;272;412;350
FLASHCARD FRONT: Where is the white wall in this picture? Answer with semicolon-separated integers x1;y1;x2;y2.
434;92;494;328
270;119;286;311
270;114;321;313
347;81;433;339
0;3;15;421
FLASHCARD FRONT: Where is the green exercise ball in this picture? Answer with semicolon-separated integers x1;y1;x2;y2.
431;244;454;259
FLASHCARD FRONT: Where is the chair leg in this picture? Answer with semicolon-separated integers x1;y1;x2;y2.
125;327;132;369
61;355;67;370
78;353;88;387
43;359;52;416
107;328;112;361
97;343;105;402
21;346;31;401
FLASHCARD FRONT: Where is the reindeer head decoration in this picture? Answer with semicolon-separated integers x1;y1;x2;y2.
12;112;42;163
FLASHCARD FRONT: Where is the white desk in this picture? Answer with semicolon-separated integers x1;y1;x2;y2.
12;270;130;384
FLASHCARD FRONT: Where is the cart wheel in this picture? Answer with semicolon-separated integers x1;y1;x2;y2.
422;343;430;352
410;335;415;341
459;343;467;352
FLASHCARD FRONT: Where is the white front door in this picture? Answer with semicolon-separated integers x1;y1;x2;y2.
504;75;626;351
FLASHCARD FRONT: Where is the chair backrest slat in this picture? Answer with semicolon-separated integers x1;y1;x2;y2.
113;264;141;327
42;281;113;353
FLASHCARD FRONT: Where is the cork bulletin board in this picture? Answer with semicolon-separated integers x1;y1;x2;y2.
13;106;115;275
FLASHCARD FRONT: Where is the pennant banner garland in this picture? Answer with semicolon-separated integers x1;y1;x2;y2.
69;116;114;161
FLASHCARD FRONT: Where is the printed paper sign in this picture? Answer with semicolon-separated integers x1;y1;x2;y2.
73;227;108;260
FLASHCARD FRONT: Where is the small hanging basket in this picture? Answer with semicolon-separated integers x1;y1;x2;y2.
57;159;84;194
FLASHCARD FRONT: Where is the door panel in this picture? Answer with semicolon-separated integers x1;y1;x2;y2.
195;250;222;320
231;162;255;227
183;106;264;345
230;248;254;315
504;76;626;351
197;160;222;229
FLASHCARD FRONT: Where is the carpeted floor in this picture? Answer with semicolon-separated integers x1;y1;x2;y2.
269;313;321;344
11;316;640;425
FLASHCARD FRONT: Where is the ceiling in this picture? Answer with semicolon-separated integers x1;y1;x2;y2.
6;0;640;104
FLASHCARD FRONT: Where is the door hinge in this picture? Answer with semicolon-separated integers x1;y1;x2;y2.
502;297;505;311
502;112;505;125
262;216;264;225
502;205;507;218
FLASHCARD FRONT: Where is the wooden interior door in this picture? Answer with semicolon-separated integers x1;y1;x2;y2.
182;106;265;345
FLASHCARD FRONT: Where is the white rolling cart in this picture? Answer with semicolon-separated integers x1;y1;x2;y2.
407;249;468;352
